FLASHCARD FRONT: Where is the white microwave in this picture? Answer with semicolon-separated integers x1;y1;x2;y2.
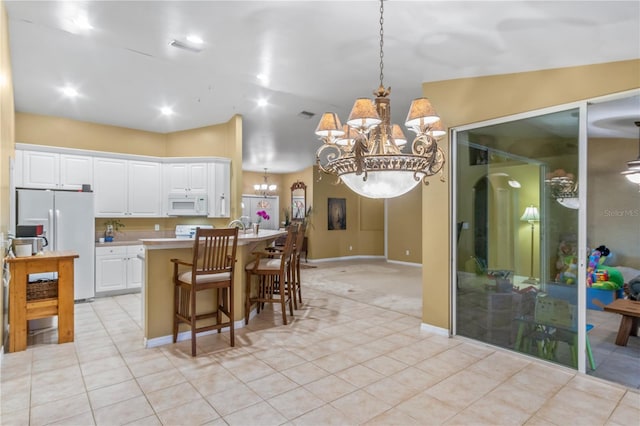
167;193;208;216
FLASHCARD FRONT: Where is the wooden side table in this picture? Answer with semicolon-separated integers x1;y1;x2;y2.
602;299;640;346
6;251;78;352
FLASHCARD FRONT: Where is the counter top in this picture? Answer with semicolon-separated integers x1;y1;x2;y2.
96;240;143;248
140;229;286;250
6;250;79;263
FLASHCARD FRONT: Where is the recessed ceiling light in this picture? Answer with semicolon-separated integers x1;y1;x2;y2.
72;16;93;30
186;35;203;45
257;99;268;107
160;107;174;116
61;87;79;97
257;74;268;82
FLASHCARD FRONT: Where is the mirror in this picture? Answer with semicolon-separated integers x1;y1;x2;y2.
291;181;307;222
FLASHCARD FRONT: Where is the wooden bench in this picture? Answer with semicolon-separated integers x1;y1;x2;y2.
601;299;640;346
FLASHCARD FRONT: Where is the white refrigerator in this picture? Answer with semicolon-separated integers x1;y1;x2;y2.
17;189;95;300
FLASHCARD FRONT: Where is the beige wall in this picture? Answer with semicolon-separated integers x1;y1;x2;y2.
421;59;640;329
16;113;165;156
387;185;422;263
588;137;640;269
309;166;384;259
0;0;14;348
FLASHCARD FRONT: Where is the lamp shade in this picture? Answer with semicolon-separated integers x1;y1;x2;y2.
336;125;359;146
315;112;344;137
520;205;540;222
391;124;407;146
427;120;447;139
346;98;381;130
405;98;440;129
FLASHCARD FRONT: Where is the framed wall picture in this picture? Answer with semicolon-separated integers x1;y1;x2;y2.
328;198;346;230
292;195;305;220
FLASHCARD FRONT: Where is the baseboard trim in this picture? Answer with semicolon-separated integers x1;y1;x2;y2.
144;315;255;348
420;322;450;337
307;255;386;263
386;259;422;267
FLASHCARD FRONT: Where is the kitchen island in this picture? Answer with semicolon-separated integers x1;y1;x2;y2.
139;229;286;347
6;250;78;352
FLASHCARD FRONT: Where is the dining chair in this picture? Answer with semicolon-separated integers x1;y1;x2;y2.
171;227;239;356
245;224;298;325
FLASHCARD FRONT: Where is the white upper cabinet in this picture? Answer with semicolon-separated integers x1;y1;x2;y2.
164;163;207;194
94;158;128;216
21;151;92;190
16;145;230;219
60;154;94;189
128;161;162;216
208;160;231;218
94;158;161;217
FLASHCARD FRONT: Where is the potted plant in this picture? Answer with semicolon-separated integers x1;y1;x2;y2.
104;219;125;242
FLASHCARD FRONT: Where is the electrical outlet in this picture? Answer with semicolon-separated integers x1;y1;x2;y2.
406;250;410;256
349;245;353;251
154;224;160;231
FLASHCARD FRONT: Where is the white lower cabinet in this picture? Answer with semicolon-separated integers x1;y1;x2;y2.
95;245;143;293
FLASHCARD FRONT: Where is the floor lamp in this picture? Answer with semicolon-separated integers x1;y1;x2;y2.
521;205;539;284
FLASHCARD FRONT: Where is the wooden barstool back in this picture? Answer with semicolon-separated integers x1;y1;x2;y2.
291;222;307;309
171;227;239;356
245;224;298;325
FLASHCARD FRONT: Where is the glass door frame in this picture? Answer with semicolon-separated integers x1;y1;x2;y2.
450;101;589;371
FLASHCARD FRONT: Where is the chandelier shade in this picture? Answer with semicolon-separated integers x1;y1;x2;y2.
315;112;344;137
314;0;445;199
346;98;382;130
405;98;440;130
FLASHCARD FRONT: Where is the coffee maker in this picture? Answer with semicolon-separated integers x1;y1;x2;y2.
13;224;48;255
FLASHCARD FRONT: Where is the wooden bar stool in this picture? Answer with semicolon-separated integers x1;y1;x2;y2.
245;225;298;325
171;227;239;356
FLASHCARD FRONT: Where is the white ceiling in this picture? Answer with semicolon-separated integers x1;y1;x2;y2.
5;1;640;173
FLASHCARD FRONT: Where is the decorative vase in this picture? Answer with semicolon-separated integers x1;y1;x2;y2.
252;223;259;234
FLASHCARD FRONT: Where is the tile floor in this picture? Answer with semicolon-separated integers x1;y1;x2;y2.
1;260;639;426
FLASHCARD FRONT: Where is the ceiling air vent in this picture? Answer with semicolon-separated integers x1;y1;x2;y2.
298;111;315;119
169;39;202;53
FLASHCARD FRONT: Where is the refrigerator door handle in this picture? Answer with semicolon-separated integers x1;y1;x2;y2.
48;209;55;250
55;209;61;251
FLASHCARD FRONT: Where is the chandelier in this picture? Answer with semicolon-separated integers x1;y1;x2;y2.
254;168;277;197
314;0;445;199
545;168;579;209
621;121;640;189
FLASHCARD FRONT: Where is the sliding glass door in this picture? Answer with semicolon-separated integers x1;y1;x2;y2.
454;108;583;369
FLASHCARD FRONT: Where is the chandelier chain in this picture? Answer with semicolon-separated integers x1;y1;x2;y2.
379;0;384;87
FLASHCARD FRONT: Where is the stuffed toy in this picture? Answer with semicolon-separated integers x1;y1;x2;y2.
556;240;578;284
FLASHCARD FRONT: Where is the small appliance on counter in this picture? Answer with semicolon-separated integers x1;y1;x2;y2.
175;224;214;239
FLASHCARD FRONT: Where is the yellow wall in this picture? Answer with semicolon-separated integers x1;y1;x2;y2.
421;59;640;329
16;113;165;156
0;0;14;348
309;166;384;259
387;185;422;263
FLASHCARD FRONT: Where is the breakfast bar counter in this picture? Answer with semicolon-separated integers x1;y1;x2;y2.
139;230;286;346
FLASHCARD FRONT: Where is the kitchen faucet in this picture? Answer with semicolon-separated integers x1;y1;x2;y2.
227;216;250;231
